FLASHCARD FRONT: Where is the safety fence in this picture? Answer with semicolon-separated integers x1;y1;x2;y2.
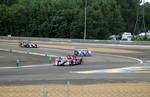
0;36;150;45
0;82;150;97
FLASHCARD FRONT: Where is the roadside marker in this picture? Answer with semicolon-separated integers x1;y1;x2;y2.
43;85;48;97
27;49;30;54
16;59;20;67
9;49;12;53
67;81;71;97
48;56;51;64
45;52;47;56
16;59;21;72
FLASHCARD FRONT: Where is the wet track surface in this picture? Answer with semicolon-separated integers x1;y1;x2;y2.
0;41;150;84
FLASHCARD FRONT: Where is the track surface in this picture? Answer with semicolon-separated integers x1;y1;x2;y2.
0;40;150;84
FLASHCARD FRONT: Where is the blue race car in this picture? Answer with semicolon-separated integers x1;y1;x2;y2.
73;49;92;57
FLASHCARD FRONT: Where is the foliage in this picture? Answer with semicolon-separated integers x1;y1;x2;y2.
0;0;150;39
134;35;150;41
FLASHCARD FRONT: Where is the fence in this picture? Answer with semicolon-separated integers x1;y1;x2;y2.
0;81;150;97
0;36;150;45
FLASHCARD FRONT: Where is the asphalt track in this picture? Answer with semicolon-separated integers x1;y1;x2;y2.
0;40;150;85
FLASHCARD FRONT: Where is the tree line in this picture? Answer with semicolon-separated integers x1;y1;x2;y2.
0;0;150;39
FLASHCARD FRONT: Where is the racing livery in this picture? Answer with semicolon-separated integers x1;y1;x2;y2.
55;55;82;66
74;49;92;57
19;41;38;48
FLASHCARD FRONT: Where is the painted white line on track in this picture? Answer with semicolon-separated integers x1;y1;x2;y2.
146;60;150;62
0;67;17;69
69;54;146;74
70;66;150;74
98;53;143;64
22;64;54;68
0;48;10;52
0;64;54;69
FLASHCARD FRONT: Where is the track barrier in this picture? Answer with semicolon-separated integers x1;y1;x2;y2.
1;36;150;45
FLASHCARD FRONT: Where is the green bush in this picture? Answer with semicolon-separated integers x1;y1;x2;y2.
134;36;150;41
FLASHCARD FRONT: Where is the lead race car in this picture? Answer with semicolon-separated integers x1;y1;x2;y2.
19;41;39;48
55;55;82;66
73;48;92;57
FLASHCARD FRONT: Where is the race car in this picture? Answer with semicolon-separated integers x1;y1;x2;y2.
73;49;92;57
55;55;82;66
19;41;38;48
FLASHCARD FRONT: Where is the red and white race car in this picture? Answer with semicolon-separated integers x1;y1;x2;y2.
55;55;82;66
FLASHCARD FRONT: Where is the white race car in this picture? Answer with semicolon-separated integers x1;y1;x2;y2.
55;55;82;66
19;41;38;48
74;49;92;57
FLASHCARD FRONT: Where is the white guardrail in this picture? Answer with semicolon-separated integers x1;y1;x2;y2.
0;36;150;45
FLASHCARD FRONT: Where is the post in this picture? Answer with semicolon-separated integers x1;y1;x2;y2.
16;59;21;72
67;81;71;97
9;49;12;53
43;85;48;97
48;56;51;64
45;52;48;57
27;49;30;54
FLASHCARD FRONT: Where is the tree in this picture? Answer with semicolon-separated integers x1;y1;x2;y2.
0;0;149;39
145;2;150;31
116;0;138;33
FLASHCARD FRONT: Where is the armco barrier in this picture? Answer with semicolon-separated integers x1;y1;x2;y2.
0;36;150;45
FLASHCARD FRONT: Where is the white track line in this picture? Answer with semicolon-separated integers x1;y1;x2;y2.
0;64;54;69
70;53;144;74
146;60;150;62
70;66;150;74
98;53;143;64
22;64;54;68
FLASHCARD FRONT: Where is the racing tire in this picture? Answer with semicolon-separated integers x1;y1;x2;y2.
80;59;83;64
